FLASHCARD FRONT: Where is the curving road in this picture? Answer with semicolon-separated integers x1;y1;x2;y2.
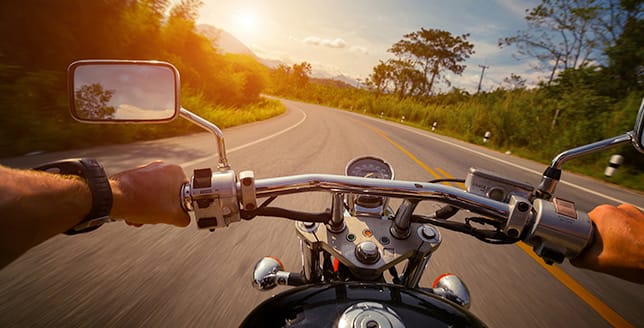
1;99;643;327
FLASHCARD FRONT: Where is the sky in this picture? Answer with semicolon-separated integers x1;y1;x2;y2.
197;0;544;92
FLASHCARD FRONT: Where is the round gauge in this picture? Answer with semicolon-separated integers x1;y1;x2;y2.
345;156;394;180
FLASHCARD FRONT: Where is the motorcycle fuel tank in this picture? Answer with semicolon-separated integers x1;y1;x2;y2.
241;282;486;327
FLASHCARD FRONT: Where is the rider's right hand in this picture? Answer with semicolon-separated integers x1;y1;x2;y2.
570;203;644;284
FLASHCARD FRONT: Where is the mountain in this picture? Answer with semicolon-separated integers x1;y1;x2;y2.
312;70;361;88
196;24;360;86
196;24;255;57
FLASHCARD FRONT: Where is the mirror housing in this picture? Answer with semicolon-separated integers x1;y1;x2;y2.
67;60;180;123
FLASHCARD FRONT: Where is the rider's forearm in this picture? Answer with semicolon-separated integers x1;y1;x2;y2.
0;165;92;267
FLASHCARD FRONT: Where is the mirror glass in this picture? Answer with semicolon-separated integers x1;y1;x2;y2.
69;61;179;122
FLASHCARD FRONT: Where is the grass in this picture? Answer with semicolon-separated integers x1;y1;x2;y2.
273;88;641;193
365;111;644;193
0;96;285;158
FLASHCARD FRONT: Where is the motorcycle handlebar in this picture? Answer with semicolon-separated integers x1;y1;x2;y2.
251;174;512;222
183;172;594;264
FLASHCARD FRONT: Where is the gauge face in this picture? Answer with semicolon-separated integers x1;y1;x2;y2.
345;156;394;180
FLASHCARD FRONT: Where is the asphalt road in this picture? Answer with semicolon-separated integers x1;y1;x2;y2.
1;99;643;327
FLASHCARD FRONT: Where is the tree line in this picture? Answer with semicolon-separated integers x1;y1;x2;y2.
0;0;277;157
268;0;642;190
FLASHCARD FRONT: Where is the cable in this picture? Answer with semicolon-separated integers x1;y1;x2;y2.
254;207;331;223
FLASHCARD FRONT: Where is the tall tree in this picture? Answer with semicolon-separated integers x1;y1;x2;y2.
499;0;641;76
603;1;643;95
388;28;474;95
292;62;312;87
366;60;394;97
74;83;116;120
387;59;426;99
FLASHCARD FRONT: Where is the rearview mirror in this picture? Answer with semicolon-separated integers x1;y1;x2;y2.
634;97;644;153
68;60;180;123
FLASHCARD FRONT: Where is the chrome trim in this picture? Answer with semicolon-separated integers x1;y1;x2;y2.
300;239;322;283
504;196;532;238
402;253;432;288
549;133;632;170
390;199;417;239
433;274;471;309
251;257;284;291
633;97;644;153
538;133;633;196
344;155;395;180
180;108;230;170
67;59;181;124
329;193;346;233
524;199;593;263
251;174;511;222
180;183;193;212
337;302;405;328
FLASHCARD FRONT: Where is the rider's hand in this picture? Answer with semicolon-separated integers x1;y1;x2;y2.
109;161;190;227
570;203;644;284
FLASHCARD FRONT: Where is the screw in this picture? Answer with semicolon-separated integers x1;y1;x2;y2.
507;228;519;238
518;202;530;212
422;226;436;239
366;320;379;328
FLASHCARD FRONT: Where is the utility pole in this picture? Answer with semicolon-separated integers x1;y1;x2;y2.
477;65;489;93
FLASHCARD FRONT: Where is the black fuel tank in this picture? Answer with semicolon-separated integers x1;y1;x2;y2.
241;282;486;327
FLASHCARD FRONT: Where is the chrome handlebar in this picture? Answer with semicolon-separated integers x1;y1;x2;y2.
252;174;512;220
181;170;593;264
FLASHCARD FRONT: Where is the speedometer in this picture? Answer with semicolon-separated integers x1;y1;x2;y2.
345;156;394;180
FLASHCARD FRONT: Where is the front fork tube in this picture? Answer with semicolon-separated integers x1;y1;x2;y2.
401;253;432;288
300;239;322;283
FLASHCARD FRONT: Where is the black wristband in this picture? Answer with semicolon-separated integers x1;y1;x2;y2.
34;158;112;235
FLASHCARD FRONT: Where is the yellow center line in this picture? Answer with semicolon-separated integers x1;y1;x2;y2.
516;243;633;328
356;121;442;180
435;167;466;189
358;120;633;328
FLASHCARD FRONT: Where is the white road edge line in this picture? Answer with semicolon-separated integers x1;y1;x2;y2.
347;110;639;207
180;105;307;169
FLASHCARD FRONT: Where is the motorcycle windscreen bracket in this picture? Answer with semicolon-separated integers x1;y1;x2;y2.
189;168;241;229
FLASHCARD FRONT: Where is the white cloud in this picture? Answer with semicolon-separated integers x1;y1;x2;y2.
303;36;321;46
350;46;369;55
322;38;347;48
472;39;503;58
303;36;347;49
495;0;533;17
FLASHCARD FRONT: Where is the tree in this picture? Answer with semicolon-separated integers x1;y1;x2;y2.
388;28;474;95
365;60;394;97
603;3;643;96
292;62;312;87
499;0;641;76
500;73;527;90
387;59;426;99
74;83;116;120
268;62;312;95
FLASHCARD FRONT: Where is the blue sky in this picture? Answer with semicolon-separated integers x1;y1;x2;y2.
198;0;543;92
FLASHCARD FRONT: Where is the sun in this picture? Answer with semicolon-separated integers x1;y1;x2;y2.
232;11;259;35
